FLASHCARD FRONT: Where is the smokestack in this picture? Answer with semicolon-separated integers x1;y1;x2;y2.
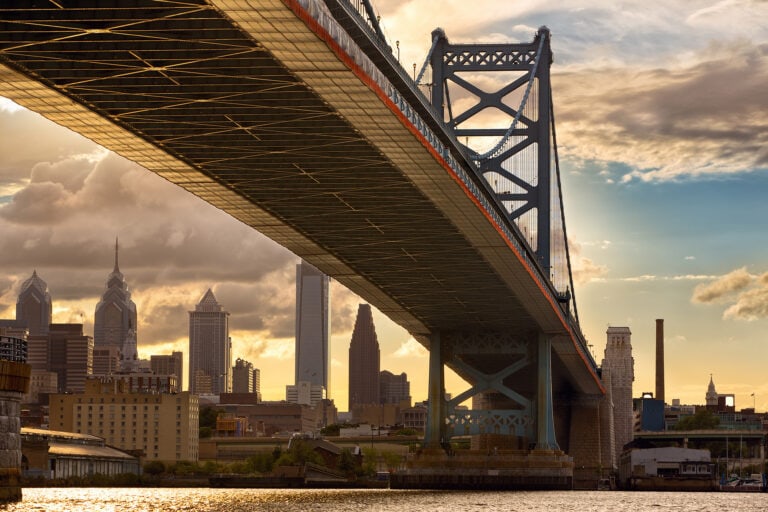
655;319;664;403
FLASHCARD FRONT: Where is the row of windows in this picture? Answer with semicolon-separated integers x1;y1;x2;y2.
77;396;165;404
78;405;162;411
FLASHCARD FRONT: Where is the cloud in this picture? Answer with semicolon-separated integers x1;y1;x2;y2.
392;337;427;358
692;267;752;303
723;286;768;321
556;41;768;182
572;257;609;285
690;268;768;321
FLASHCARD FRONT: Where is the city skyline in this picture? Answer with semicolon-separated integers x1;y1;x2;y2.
0;1;766;412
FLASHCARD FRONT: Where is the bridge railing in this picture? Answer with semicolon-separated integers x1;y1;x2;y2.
320;0;596;369
0;336;27;363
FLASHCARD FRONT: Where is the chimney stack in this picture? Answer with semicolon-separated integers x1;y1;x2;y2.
655;319;664;403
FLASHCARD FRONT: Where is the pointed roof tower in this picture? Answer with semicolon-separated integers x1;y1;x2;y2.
195;288;223;312
706;374;718;406
94;237;137;348
19;269;49;296
17;269;53;336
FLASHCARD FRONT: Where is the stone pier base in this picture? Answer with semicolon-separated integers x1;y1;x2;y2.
391;448;573;490
0;361;31;503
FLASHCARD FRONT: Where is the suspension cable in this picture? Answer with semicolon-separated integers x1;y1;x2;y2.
471;34;546;162
550;87;579;323
415;32;440;85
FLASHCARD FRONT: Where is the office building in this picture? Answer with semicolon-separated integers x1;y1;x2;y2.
28;323;93;393
379;370;410;405
93;240;138;371
151;351;184;390
294;261;329;393
48;378;199;463
16;270;52;337
189;289;231;395
232;357;260;398
286;381;325;407
93;346;121;376
348;304;379;409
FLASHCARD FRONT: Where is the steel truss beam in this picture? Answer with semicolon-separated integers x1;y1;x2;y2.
430;27;553;268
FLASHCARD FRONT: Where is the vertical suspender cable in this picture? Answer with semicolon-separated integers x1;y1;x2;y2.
550;88;578;323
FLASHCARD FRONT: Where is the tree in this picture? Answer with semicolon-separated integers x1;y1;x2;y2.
337;448;357;475
673;409;720;430
274;439;323;467
246;451;277;474
199;406;225;430
142;460;165;476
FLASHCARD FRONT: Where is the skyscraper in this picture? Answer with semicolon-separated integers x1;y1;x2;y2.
189;289;231;395
93;239;138;368
16;270;52;336
348;304;380;409
294;261;329;392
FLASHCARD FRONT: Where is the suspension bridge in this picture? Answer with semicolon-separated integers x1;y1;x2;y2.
0;0;617;489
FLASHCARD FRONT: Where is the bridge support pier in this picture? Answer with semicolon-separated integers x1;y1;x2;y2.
401;331;572;489
424;332;444;449
568;392;614;489
536;333;558;450
0;360;31;503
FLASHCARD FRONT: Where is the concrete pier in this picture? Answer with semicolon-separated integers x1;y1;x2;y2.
391;448;573;490
0;359;31;502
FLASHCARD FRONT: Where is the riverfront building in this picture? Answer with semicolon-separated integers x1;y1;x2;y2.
21;427;139;479
48;378;199;463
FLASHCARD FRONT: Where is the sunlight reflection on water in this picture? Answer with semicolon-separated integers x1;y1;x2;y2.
8;488;768;512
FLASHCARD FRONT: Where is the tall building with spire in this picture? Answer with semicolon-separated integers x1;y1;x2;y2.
706;375;718;407
348;304;380;409
93;239;138;367
16;270;52;336
294;260;329;392
189;289;231;395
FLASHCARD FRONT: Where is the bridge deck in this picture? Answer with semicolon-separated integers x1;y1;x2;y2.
0;0;601;394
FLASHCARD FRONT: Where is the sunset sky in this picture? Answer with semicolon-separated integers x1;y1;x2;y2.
0;0;766;412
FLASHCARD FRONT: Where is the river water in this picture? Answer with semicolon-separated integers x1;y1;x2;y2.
7;488;768;512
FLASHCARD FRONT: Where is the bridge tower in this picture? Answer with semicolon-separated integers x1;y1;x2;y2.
429;26;556;273
393;27;578;489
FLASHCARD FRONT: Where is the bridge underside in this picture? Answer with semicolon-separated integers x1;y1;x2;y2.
0;1;537;334
0;0;603;456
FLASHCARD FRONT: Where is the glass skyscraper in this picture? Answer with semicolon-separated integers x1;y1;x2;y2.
293;260;330;394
